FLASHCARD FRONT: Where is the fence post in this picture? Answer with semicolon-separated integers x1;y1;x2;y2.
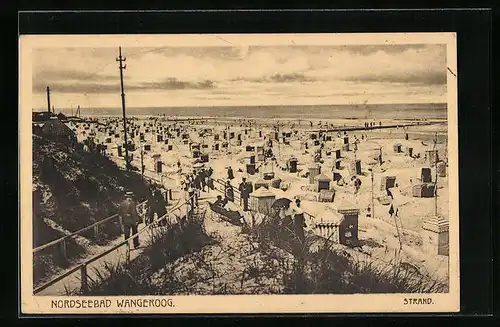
93;224;99;239
80;265;88;294
60;238;67;261
125;243;131;266
150;216;155;240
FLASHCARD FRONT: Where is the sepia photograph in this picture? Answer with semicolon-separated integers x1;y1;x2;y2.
20;33;459;314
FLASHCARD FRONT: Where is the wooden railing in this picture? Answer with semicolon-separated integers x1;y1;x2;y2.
213;178;241;203
33;192;199;295
33;201;148;257
33;171;179;258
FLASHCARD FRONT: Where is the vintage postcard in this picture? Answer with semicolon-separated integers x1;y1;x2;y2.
20;33;459;314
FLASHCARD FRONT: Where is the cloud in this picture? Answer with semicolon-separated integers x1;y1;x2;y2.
34;69;120;83
33;77;216;94
31;44;447;107
32;81;121;94
342;70;447;85
232;73;315;83
140;78;216;90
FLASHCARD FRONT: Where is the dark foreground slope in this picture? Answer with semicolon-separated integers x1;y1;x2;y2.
32;134;150;283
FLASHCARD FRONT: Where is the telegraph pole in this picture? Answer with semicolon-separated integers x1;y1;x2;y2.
434;132;438;216
117;46;130;171
370;168;374;219
140;141;145;181
46;86;51;114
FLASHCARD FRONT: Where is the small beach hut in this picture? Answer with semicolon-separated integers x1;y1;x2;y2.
421;167;433;183
263;172;275;180
246;163;256;175
334;149;341;159
287;157;298;173
412;183;436;198
436;161;447;177
350;159;362;175
156;161;163;173
337;205;360;247
407;147;413;157
198;153;208;163
380;175;396;191
393;143;402;153
254;178;270;190
270;177;282;189
314;173;331;192
250;187;276;214
426;149;439;166
308;164;321;184
318;189;335;202
314;208;341;240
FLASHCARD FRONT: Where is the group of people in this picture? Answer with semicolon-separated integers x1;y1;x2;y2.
117;182;169;250
221;176;254;211
182;166;215;193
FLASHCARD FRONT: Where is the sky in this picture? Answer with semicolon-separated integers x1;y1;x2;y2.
32;44;447;110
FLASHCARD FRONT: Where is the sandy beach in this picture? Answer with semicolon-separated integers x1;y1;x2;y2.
67;113;449;282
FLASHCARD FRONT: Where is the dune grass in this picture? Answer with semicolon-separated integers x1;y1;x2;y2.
84;209;215;295
243;210;448;294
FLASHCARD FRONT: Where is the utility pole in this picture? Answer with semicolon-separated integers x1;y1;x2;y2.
370;168;374;219
140;141;144;181
117;46;130;171
434;132;438;216
46;86;51;114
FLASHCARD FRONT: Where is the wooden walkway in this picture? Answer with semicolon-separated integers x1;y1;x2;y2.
34;193;196;296
36;221;155;296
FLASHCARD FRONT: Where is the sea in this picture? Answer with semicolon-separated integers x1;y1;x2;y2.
55;103;447;121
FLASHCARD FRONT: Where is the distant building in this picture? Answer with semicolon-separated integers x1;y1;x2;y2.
56;112;68;122
40;117;77;143
32;112;52;122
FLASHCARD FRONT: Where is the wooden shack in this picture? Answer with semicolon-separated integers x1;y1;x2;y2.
254;178;270;190
318;189;335;202
380;176;396;191
412;183;436;198
314;173;331;192
350;159;362;175
308;164;321;184
287;157;298;173
250;187;276;214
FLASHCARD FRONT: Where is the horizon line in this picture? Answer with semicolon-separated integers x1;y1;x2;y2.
32;102;447;111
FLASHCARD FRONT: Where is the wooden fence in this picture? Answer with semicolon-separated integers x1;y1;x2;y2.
33;193;198;295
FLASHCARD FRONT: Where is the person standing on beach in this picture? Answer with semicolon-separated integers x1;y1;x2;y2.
200;169;207;192
194;171;202;191
238;177;253;211
227;166;234;180
147;186;167;226
118;191;141;249
225;180;234;203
